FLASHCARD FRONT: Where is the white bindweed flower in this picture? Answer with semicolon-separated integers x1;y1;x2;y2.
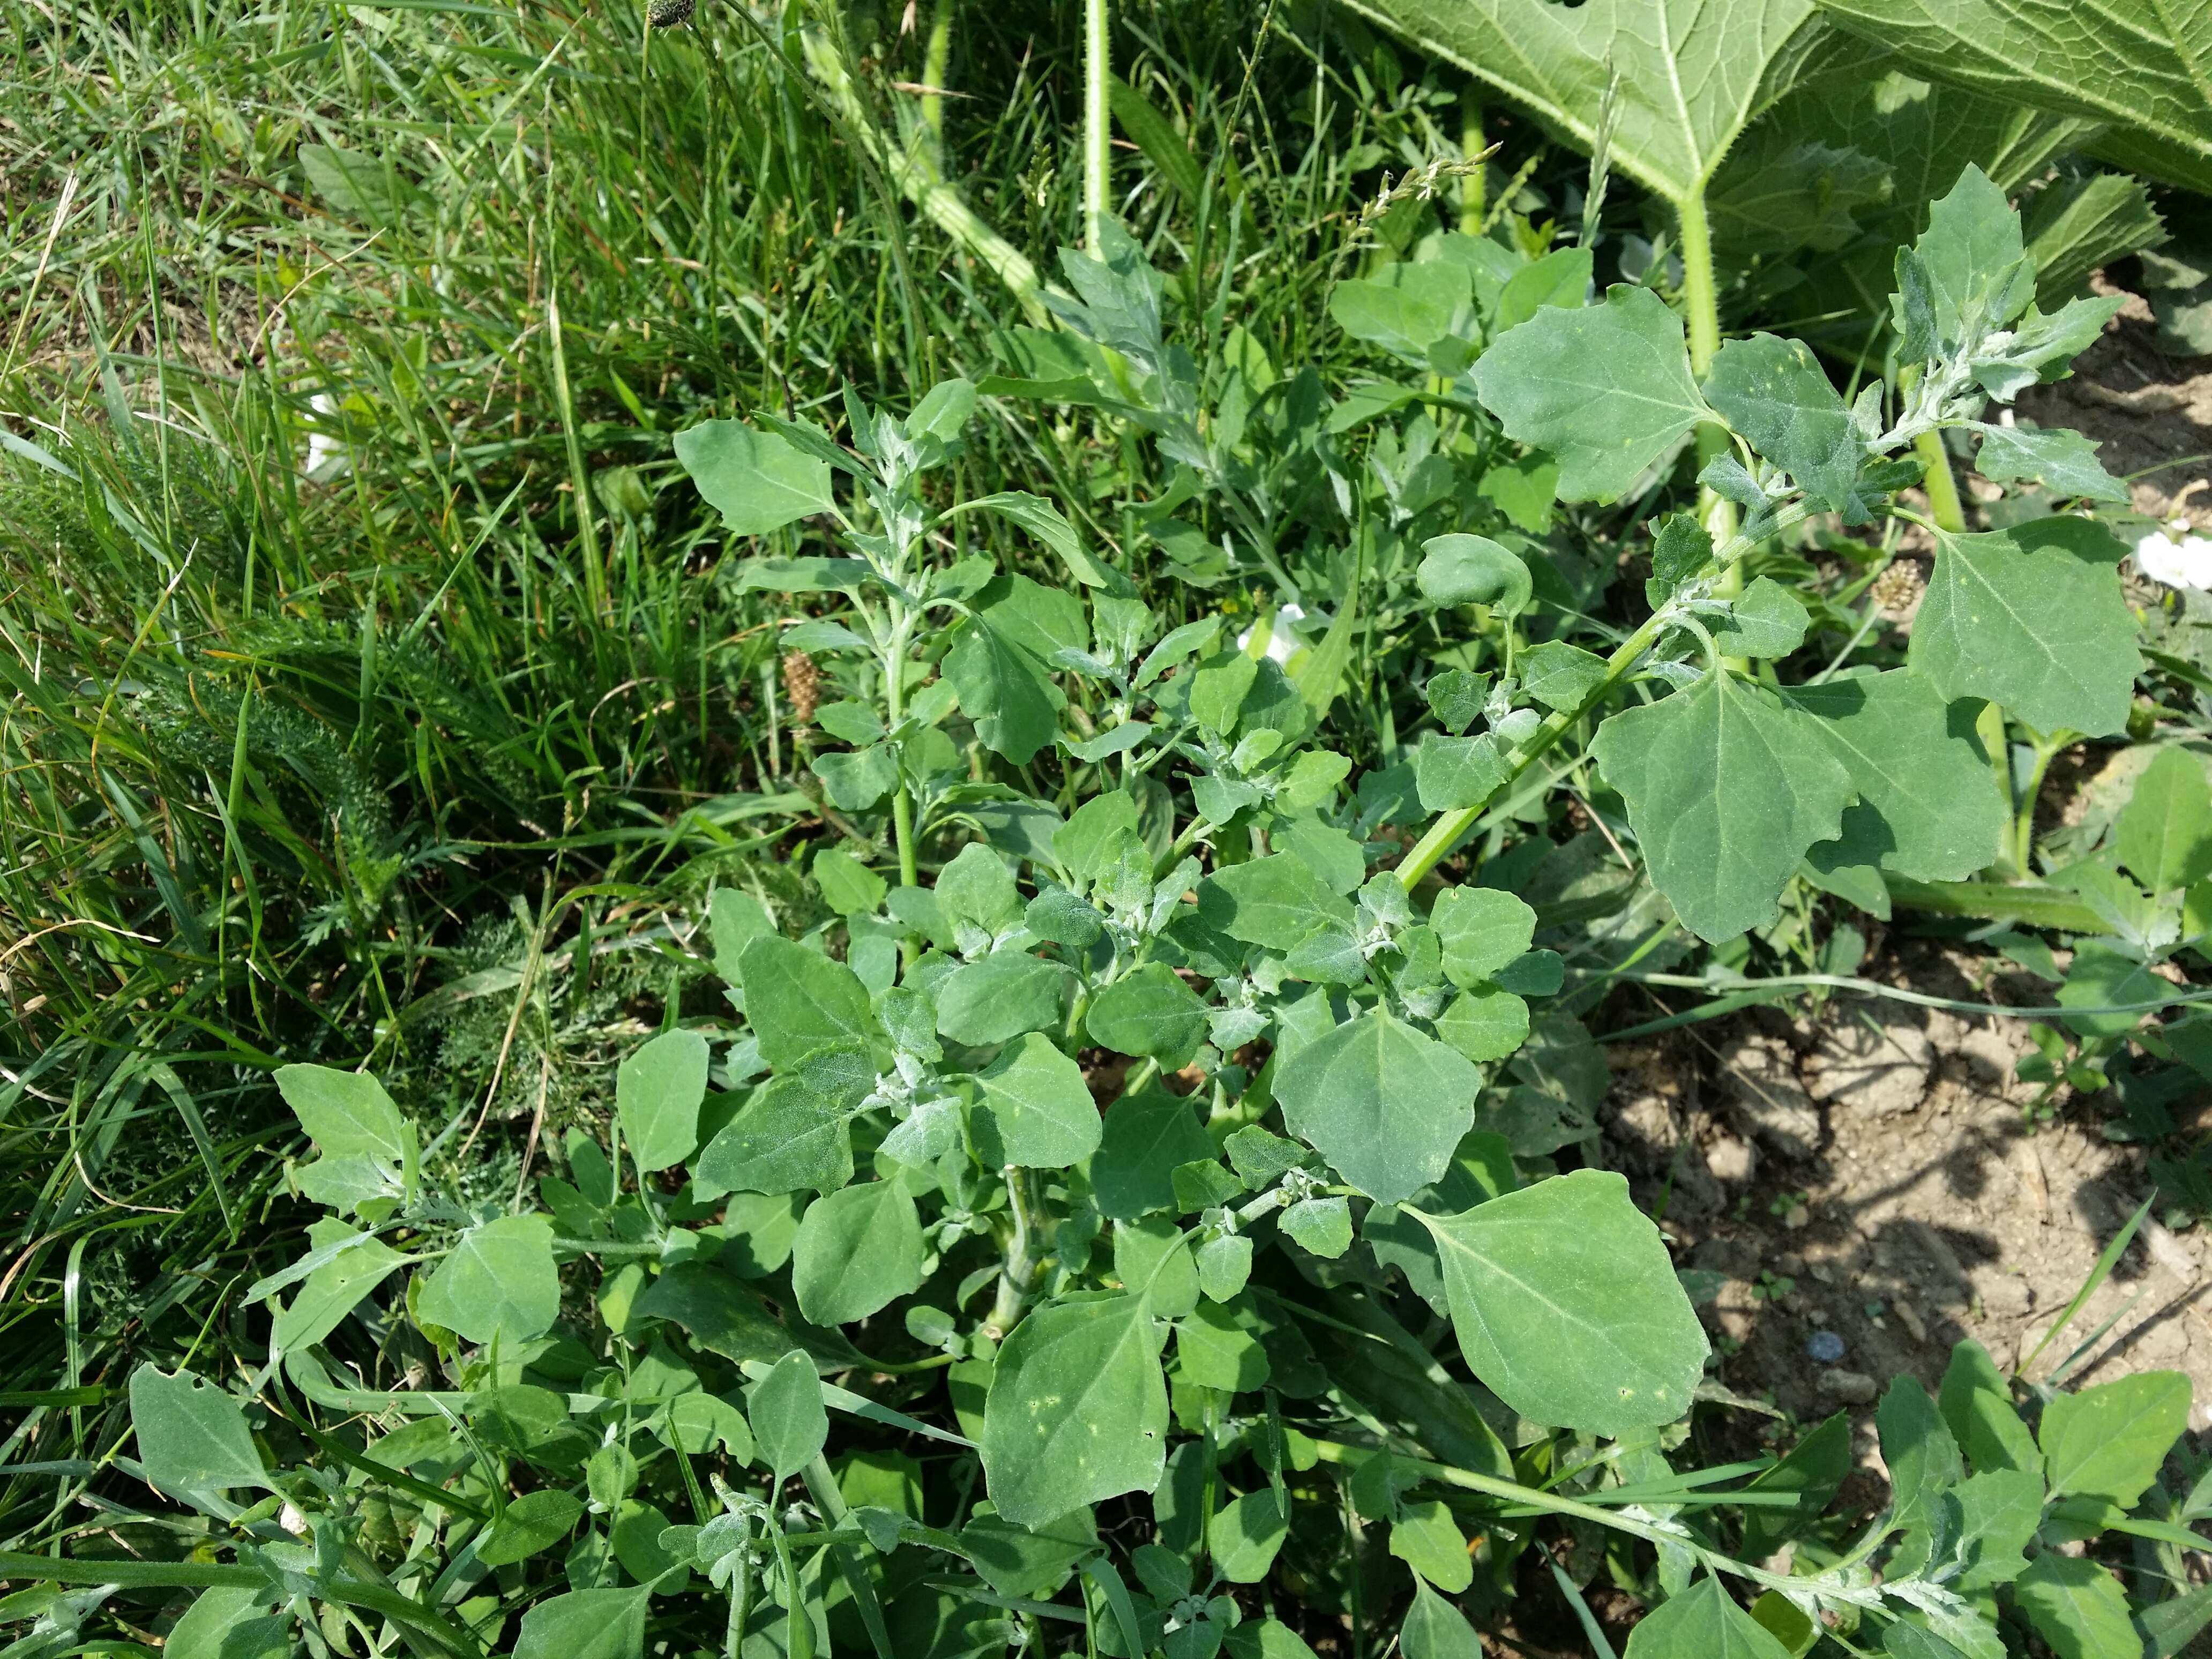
1234;602;1307;664
2134;522;2212;591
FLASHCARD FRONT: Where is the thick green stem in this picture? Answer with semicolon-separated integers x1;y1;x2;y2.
799;26;1047;325
985;1166;1048;1337
1458;89;1484;233
1913;427;1968;535
1676;190;1738;550
1083;0;1110;251
921;0;953;144
883;615;920;890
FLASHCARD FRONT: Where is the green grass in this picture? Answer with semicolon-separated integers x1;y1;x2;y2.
0;0;1521;1567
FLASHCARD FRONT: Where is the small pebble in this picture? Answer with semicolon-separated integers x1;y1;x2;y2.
1818;1366;1877;1404
1806;1330;1846;1364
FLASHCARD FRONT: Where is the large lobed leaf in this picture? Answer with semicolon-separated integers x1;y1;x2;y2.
1813;0;2212;193
1338;0;1827;207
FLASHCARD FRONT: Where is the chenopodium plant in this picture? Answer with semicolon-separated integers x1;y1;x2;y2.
100;176;2173;1659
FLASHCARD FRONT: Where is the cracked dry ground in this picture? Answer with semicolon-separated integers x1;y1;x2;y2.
1608;944;2212;1484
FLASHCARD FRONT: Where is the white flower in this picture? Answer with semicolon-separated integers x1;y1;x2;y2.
303;392;348;481
2134;525;2212;591
1234;602;1307;664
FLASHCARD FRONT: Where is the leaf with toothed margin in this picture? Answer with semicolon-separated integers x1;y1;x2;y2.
1415;1170;1709;1437
1593;670;1854;943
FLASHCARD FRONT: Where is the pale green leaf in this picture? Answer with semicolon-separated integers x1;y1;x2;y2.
1813;0;2212;195
1703;332;1864;514
692;1048;865;1196
1974;424;2128;503
1337;0;1824;208
737;938;876;1067
1401;1580;1484;1659
959;491;1127;591
274;1064;406;1162
1209;1489;1291;1583
2014;1555;2141;1659
1330;262;1473;365
512;1586;651;1659
1516;641;1609;710
417;1214;559;1347
478;1488;585;1565
749;1351;828;1482
1472;286;1712;502
164;1588;288;1659
1198;854;1352;952
272;1221;410;1353
1706;577;1811;660
674;421;835;536
1087;962;1209;1062
1418;534;1532;612
1431;887;1538;984
2040;1369;2191;1508
129;1365;270;1494
2117;747;2212;893
1785;668;2008;882
936;952;1069;1045
981;1293;1168;1526
1912;516;2139;738
791;1180;925;1327
971;1033;1103;1169
1946;1467;2042;1592
1276;1010;1478;1204
1592;670;1854;942
1415;731;1512;814
1622;1576;1789;1657
1877;1376;1962;1541
1436;987;1531;1063
617;1028;709;1172
1417;1170;1709;1434
1938;1339;2038;1474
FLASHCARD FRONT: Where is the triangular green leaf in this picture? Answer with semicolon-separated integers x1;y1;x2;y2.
1592;670;1854;941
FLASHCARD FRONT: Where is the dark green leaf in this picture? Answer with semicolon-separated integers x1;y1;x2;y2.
1430;887;1538;984
1785;669;2008;883
478;1489;585;1565
1938;1339;2038;1474
513;1587;650;1659
1706;577;1811;660
1418;534;1533;612
2014;1554;2139;1659
1877;1377;1962;1542
1090;1091;1215;1220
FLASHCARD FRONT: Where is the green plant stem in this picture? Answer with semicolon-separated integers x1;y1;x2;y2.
798;26;1047;325
1675;189;1736;551
883;614;920;890
922;0;954;145
1457;89;1484;233
985;1166;1049;1337
1395;607;1675;891
1083;0;1110;251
